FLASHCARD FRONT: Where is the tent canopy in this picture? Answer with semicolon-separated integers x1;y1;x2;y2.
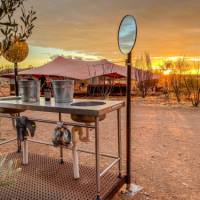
18;56;129;80
1;56;161;81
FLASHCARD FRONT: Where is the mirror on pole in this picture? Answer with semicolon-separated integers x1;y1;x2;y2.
117;15;142;196
118;15;137;55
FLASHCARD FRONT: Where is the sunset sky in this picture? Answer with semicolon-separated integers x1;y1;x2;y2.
1;0;200;68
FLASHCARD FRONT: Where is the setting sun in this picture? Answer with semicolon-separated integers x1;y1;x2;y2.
163;69;172;75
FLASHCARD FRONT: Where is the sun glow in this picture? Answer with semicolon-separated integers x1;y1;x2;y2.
163;69;172;75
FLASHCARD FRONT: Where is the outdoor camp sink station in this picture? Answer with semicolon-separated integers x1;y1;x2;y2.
0;14;138;200
0;96;125;200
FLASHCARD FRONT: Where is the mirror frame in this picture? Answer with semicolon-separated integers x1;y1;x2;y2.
118;15;138;55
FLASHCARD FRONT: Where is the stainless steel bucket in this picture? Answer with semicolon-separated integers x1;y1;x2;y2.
19;80;40;103
52;80;74;103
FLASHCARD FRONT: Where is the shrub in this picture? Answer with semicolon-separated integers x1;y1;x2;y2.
0;155;21;187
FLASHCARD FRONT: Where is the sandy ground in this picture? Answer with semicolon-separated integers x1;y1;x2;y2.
0;96;200;200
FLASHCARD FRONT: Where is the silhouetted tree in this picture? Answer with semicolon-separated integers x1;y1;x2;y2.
183;61;200;107
135;53;154;98
170;58;186;103
0;0;37;53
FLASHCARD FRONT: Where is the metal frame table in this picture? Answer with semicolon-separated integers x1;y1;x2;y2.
0;97;126;200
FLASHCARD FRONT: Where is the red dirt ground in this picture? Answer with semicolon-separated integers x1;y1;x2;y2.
0;96;199;200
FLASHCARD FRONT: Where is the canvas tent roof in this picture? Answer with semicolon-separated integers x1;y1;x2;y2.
17;56;129;80
1;56;160;80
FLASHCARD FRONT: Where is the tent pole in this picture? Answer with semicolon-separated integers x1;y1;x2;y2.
14;63;19;96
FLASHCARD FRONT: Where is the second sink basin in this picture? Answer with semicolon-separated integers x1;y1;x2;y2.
71;101;105;107
70;101;106;123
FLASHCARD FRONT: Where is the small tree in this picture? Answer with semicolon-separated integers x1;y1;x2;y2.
160;62;172;99
135;53;154;98
183;61;200;107
0;0;37;54
170;58;185;103
87;63;115;98
0;0;36;140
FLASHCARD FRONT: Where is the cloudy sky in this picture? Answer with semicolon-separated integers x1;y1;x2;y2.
1;0;200;67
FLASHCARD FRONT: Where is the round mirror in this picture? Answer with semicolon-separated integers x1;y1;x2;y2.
118;15;137;55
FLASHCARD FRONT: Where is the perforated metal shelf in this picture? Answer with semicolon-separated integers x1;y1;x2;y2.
0;153;124;200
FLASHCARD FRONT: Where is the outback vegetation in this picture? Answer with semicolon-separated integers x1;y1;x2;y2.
183;62;200;107
0;154;21;187
135;53;154;98
166;58;185;103
0;0;37;54
87;63;116;98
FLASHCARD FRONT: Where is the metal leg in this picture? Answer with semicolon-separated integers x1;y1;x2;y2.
72;141;79;179
0;117;2;140
60;145;64;164
95;117;101;200
17;139;22;153
11;114;16;129
22;138;28;165
16;113;21;153
117;109;122;178
59;113;64;164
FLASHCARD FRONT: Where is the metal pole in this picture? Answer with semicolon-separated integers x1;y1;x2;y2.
22;137;28;165
95;117;101;200
100;158;120;177
0;138;17;145
14;63;19;96
126;52;132;185
59;113;64;164
117;108;122;178
0;114;95;129
16;112;21;153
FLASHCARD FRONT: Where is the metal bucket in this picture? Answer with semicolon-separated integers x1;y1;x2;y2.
19;80;40;103
52;80;74;103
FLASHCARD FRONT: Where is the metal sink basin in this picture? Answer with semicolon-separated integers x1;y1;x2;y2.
0;108;25;114
71;101;106;123
0;96;25;114
0;96;21;101
71;101;106;107
71;114;106;123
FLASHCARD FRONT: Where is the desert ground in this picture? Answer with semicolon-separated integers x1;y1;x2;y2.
0;95;199;200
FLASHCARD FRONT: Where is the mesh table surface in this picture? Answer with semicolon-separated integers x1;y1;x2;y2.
0;153;121;200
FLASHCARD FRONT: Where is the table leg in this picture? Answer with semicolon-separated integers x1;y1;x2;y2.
72;141;80;179
71;127;80;179
22;138;28;165
60;145;64;164
0;117;2;140
17;139;22;153
59;113;64;164
117;109;122;178
16;113;21;153
95;117;101;200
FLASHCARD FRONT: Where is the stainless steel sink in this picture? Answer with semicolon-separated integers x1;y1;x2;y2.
0;108;25;114
71;101;106;123
0;96;21;101
71;101;106;107
71;114;106;123
0;96;25;114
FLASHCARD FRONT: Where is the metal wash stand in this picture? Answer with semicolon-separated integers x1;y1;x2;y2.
0;97;126;200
